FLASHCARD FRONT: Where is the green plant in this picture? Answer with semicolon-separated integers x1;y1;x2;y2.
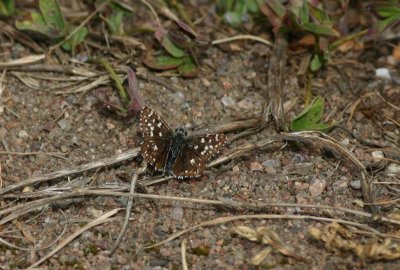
95;63;143;118
143;20;210;77
262;0;340;72
290;96;334;132
369;0;400;32
15;0;88;53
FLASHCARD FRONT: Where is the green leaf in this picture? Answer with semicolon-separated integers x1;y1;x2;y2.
310;54;322;72
291;96;332;132
0;0;15;17
177;56;198;77
106;10;124;35
298;0;309;24
16;11;51;38
376;4;400;18
308;4;331;24
39;0;65;35
143;55;183;70
266;0;286;19
61;26;88;52
15;0;65;39
246;0;259;13
303;22;339;37
155;28;186;58
378;14;400;32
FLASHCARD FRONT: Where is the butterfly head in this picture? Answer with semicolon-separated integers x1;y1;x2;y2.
174;127;188;137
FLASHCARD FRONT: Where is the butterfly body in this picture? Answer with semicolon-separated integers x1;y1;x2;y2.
164;128;188;175
140;106;226;179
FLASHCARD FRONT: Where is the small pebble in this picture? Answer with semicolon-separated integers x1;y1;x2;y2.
250;161;263;171
262;159;279;168
375;68;391;80
18;130;29;139
232;165;240;173
106;122;115;130
387;163;400;175
309;178;327;197
170;205;184;221
221;96;235;107
371;151;384;163
116;255;128;265
349;179;361;190
87;207;104;218
201;78;211;87
57;119;70;131
237;97;254;110
171;92;185;104
340;138;350;146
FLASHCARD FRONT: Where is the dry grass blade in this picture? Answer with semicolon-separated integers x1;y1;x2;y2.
251;247;272;266
256;227;303;260
181;239;189;270
27;208;121;269
0;55;45;68
234;226;304;261
54;75;110;94
212;34;273;47
309;222;400;261
11;72;40;89
0;69;5;115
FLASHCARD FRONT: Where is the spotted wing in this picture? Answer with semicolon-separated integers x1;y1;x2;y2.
172;133;227;179
140;106;173;171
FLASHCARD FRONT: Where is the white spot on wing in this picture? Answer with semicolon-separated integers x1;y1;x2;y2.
190;159;195;165
159;132;162;137
157;122;162;128
201;138;205;143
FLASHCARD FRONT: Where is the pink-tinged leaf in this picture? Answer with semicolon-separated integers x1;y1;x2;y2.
126;68;144;114
143;55;183;70
175;20;197;38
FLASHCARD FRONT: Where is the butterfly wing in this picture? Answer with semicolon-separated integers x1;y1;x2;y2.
140;106;173;171
172;133;227;179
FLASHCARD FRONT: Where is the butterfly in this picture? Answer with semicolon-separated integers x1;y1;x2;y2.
139;106;226;179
